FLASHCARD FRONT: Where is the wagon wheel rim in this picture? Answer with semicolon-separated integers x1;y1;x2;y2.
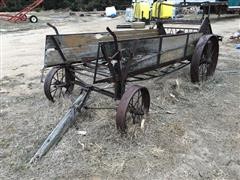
199;39;218;82
191;35;219;83
116;85;150;133
44;67;74;102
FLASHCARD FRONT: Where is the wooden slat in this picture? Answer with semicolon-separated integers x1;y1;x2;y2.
127;32;202;72
45;29;159;49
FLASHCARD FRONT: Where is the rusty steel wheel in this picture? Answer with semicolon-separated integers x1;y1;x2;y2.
116;85;150;132
44;67;75;102
191;35;219;83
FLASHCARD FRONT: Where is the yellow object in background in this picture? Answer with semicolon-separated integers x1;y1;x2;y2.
134;2;150;20
152;1;174;19
152;1;160;18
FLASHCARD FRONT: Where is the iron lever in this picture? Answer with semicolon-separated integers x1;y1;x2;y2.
47;23;59;35
106;27;119;52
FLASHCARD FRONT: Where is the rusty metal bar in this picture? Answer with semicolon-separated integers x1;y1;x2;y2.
157;37;163;65
93;44;101;83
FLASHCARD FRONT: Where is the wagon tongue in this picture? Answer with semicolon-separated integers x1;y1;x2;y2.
30;89;91;164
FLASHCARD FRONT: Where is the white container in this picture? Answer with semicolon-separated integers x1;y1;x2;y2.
105;6;117;17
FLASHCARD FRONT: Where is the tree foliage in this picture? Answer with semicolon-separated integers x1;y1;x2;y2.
0;0;130;11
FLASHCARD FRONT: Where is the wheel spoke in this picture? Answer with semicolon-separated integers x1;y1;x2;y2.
65;86;70;94
139;99;144;114
199;41;215;82
137;98;142;114
50;78;58;86
201;53;208;64
56;71;59;81
135;97;140;111
62;68;64;80
53;77;58;81
59;88;63;98
129;98;134;108
52;88;58;99
206;63;211;76
128;91;144;124
133;92;142;108
50;82;56;86
50;88;57;93
131;111;136;123
61;74;66;82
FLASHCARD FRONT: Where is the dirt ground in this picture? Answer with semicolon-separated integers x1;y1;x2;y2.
0;11;240;179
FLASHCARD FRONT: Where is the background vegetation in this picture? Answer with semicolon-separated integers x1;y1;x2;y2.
0;0;131;11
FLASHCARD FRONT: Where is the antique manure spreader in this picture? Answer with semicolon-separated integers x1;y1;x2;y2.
30;18;220;163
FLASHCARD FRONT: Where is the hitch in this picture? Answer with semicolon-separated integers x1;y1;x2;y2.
30;89;91;164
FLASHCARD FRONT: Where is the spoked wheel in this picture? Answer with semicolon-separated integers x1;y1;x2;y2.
191;35;219;83
44;67;75;102
116;85;150;133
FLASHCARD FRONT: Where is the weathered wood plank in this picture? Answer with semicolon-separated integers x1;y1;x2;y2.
44;29;160;67
46;29;159;49
128;32;202;72
30;90;91;163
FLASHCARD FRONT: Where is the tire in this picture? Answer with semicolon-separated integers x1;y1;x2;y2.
190;35;219;83
29;15;38;23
